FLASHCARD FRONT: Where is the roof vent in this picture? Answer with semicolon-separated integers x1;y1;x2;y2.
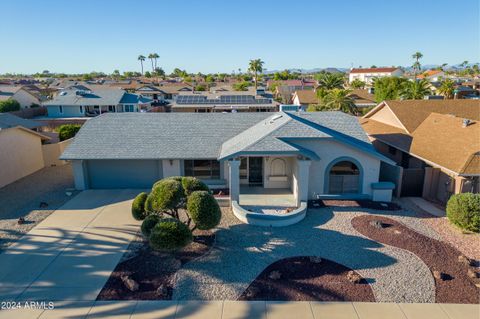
462;119;472;128
269;114;283;124
59;91;67;96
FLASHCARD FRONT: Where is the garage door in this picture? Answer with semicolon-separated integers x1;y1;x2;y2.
87;160;162;189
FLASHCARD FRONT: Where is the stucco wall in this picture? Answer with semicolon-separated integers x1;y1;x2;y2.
162;159;181;177
369;106;404;129
42;139;72;167
0;128;45;188
263;156;293;188
13;89;39;108
294;138;381;198
47;105;84;118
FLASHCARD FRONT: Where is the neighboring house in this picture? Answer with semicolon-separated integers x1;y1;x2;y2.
158;83;193;100
0;114;50;188
291;90;318;109
417;70;445;82
135;85;166;101
0;85;45;108
349;67;403;85
271;80;317;103
361;99;480;205
61;111;395;208
43;87;153;118
348;89;376;108
170;93;278;112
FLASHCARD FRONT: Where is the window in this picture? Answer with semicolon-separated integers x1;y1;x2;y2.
124;105;135;112
59;105;63;113
79;105;83;113
240;158;248;179
108;105;116;112
329;160;360;194
184;160;220;179
388;146;397;155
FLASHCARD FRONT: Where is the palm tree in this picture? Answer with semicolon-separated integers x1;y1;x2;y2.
137;55;146;75
148;54;155;72
440;63;448;71
321;89;358;115
461;60;469;68
400;79;431;99
152;53;160;69
248;59;264;91
316;72;344;90
438;78;455;99
412;51;423;79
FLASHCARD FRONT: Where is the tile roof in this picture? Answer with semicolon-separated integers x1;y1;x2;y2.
0;113;42;129
350;67;399;74
348;89;375;105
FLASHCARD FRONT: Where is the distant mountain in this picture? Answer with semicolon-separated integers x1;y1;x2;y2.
265;67;348;74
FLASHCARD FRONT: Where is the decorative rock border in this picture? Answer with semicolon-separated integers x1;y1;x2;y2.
232;201;307;227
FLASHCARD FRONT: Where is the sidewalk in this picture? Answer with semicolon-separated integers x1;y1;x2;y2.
403;197;446;217
0;301;477;319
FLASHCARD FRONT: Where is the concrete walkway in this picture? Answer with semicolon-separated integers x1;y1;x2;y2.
0;189;141;301
0;301;477;319
404;197;446;217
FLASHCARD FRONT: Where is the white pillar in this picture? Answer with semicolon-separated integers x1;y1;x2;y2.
228;160;241;203
296;159;311;206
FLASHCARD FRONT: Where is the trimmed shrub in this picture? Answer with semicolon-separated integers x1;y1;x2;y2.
187;191;221;230
131;192;148;220
141;214;161;237
147;179;184;213
182;176;209;196
57;124;82;141
149;218;192;251
0;99;21;113
446;193;480;233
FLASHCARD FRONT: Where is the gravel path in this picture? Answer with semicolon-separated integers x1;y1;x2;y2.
173;207;435;302
0;164;77;251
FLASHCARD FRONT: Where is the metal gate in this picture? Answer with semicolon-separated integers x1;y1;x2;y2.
400;168;425;197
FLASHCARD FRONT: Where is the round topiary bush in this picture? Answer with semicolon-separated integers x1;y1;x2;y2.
141;214;161;237
147;178;185;213
182;176;209;196
149;218;192;251
187;191;221;230
131;192;149;220
446;193;480;233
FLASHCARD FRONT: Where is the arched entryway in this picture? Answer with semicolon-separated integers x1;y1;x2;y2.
326;158;362;194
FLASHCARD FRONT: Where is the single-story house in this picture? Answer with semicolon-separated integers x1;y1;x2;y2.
417;70;445;82
0;114;50;188
61;111;396;207
43;87;153;117
361;99;480;205
0;85;46;108
291;90;318;109
348;89;376;108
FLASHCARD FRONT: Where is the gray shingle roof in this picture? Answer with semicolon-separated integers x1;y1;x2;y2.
61;113;271;160
60;111;391;163
44;89;151;106
0;113;42;129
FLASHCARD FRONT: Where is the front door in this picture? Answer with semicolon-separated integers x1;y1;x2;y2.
248;157;263;186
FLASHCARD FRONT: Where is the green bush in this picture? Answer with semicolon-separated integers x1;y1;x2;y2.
187;191;221;230
0;99;21;112
146;178;184;213
446;193;480;233
141;214;161;237
57;124;82;141
149;218;192;251
182;176;209;196
131;192;148;220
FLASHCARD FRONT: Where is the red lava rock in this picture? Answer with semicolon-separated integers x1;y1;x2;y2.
347;271;363;284
17;217;25;225
458;255;474;266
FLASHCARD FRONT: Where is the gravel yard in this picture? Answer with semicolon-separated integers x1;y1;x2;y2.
173;206;436;302
0;164;77;251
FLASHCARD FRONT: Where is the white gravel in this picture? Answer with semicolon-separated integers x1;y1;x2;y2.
0;164;78;251
173;207;436;302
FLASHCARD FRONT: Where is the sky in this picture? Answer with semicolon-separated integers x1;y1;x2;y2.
0;0;478;74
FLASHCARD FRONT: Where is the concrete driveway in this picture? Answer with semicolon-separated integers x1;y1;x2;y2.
0;189;141;301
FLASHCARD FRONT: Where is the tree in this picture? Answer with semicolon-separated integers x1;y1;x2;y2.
316;72;344;90
349;79;366;89
154;67;165;78
144;71;152;78
321;89;358;115
195;84;206;91
112;69;120;80
438;78;455;99
137;55;146;75
57;124;82;141
248;59;264;91
0;99;20;112
152;53;160;70
373;77;406;102
233;81;250;91
400;79;431;99
461;60;469;68
148;53;155;72
411;51;423;78
187;191;221;230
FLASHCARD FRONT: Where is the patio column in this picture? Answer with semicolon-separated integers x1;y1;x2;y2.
296;159;311;206
228;160;241;203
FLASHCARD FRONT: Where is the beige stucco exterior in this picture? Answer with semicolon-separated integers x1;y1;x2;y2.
42;138;72;167
12;89;41;108
0;127;45;188
368;105;405;130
